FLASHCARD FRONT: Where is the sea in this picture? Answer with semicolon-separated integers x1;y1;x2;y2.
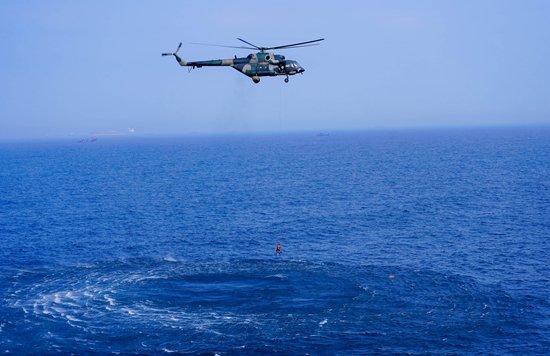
0;127;548;354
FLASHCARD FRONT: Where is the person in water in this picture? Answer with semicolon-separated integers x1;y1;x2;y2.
275;241;282;255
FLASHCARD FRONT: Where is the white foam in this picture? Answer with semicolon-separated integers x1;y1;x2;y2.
41;306;53;316
104;294;116;306
53;293;62;304
76;262;95;268
65;314;82;322
163;255;178;263
51;305;66;316
319;318;328;326
122;307;136;315
267;273;285;279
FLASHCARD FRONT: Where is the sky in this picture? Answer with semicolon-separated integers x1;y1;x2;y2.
0;0;549;140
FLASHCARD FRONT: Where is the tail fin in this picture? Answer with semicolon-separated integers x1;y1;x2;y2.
162;42;187;66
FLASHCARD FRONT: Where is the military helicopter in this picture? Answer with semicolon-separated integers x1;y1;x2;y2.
162;38;324;83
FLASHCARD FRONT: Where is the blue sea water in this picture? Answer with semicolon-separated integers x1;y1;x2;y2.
0;127;548;354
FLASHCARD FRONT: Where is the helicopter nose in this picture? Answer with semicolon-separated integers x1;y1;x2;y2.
298;67;305;73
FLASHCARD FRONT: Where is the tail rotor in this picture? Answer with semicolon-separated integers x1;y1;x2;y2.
162;42;182;57
162;42;186;66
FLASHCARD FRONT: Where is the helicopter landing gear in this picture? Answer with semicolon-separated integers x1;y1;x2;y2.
284;76;289;83
252;76;260;84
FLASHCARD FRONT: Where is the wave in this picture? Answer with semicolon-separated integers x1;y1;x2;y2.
1;258;545;354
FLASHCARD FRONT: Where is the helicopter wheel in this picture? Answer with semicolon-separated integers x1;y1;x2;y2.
284;77;289;83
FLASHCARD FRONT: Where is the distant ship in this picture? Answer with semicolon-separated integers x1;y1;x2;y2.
78;136;97;143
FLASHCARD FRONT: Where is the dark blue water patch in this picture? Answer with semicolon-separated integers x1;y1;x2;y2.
0;258;545;354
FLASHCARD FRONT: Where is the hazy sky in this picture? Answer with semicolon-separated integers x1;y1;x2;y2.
1;0;549;139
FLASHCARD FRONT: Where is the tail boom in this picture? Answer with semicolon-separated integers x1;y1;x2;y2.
162;43;236;68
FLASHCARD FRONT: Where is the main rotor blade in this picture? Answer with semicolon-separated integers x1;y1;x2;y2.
237;38;261;50
189;42;257;50
274;43;321;49
267;38;324;50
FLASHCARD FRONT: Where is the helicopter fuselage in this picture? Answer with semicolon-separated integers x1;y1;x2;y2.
181;51;305;83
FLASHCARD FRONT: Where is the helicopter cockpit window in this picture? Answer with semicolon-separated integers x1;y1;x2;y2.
247;54;253;59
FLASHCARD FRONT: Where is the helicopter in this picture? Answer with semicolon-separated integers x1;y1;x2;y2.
162;38;324;83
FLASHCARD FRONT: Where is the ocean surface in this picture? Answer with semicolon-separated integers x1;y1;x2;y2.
0;127;548;354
